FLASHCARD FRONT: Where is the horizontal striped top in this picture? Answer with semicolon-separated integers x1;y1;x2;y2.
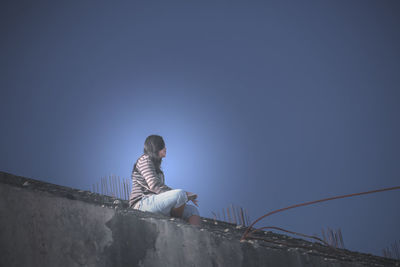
129;153;172;208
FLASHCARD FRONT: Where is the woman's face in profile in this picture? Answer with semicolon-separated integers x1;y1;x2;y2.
158;147;166;158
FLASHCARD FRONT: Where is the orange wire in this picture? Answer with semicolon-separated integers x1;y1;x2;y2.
241;185;400;241
247;226;330;246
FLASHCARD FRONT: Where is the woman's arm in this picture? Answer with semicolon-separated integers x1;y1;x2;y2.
137;156;171;194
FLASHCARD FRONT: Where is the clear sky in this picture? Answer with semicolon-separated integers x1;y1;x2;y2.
1;0;399;258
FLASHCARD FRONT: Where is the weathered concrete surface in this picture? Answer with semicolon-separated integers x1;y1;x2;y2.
1;171;399;267
0;182;115;266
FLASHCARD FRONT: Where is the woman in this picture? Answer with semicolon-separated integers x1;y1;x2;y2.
129;135;201;226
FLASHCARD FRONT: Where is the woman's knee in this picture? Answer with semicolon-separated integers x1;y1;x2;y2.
169;189;188;208
172;189;187;199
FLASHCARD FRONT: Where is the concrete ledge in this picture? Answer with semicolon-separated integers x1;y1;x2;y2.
1;171;399;267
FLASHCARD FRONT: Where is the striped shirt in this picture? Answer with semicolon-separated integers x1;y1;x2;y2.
129;154;172;208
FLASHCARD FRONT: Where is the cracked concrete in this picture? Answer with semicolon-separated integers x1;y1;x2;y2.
1;171;399;267
0;182;115;267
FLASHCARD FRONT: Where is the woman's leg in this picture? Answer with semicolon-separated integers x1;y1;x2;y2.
172;205;201;226
140;189;188;217
182;204;201;226
170;204;185;218
140;190;201;226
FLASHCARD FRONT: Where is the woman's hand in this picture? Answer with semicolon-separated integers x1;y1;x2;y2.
191;198;199;207
186;191;199;207
186;191;197;200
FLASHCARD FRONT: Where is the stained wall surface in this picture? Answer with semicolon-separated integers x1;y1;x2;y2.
0;171;398;267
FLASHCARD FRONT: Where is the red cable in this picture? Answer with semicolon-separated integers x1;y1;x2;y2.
247;226;330;246
241;185;400;241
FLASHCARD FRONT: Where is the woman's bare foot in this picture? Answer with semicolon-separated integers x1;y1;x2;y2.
188;215;201;226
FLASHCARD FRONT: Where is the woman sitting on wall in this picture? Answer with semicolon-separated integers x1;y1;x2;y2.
129;134;201;226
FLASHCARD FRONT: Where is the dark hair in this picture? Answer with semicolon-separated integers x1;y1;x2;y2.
134;135;165;174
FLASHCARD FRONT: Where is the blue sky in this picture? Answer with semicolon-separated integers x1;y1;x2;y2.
1;0;399;257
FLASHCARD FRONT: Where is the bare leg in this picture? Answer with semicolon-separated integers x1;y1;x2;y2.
170;204;185;218
171;205;201;226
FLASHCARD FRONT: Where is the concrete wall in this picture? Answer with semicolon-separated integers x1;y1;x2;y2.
1;172;398;267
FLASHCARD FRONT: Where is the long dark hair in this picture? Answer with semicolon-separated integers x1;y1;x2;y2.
134;135;165;174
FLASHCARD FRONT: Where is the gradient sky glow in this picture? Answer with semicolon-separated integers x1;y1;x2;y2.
1;0;399;257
